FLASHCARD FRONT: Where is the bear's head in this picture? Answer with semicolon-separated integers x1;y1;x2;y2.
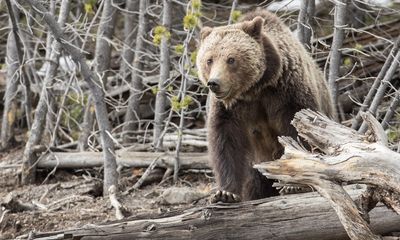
196;16;280;107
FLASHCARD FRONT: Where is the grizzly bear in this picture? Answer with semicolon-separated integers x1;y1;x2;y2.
196;9;335;203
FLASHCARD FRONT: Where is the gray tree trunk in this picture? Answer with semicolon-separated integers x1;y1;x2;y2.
123;0;147;143
120;0;138;88
297;0;315;51
79;0;121;150
153;0;171;149
23;0;119;196
21;0;71;184
327;0;347;120
0;2;20;150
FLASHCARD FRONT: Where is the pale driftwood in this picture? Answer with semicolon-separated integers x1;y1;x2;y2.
16;188;400;240
255;109;400;240
37;151;209;170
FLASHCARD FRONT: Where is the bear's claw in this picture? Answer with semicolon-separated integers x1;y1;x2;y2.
210;190;241;203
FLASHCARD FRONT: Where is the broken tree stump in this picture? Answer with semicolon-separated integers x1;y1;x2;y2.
255;109;400;240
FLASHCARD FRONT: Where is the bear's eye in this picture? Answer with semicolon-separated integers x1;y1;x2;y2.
207;59;213;65
227;57;235;64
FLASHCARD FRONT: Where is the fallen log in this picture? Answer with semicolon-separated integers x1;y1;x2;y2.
17;187;400;240
37;151;209;169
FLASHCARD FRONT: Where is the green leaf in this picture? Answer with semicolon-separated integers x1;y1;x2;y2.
183;14;198;30
231;10;242;23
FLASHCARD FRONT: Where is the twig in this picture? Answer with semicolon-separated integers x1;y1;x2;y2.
123;156;160;195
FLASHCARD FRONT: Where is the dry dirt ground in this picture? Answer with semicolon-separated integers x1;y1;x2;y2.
0;147;213;239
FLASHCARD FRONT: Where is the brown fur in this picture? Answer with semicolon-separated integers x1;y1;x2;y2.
196;9;335;201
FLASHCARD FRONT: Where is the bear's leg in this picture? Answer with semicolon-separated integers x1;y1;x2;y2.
208;105;253;203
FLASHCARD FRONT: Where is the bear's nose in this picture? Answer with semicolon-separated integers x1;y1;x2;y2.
207;79;220;93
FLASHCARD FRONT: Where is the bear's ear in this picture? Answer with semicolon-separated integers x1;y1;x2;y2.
200;27;213;41
242;16;264;39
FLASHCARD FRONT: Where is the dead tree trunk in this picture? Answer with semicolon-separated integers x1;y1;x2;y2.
153;0;172;149
18;188;400;240
0;2;20;150
255;109;400;240
120;0;138;101
21;0;71;184
297;0;315;51
328;0;347;120
23;0;118;196
122;0;147;143
79;0;121;150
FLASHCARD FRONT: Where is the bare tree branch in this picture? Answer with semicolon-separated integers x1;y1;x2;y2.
22;0;118;195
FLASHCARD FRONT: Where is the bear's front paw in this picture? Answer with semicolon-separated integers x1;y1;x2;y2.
210;190;241;203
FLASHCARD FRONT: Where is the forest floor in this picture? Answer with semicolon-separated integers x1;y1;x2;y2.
0;146;213;239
